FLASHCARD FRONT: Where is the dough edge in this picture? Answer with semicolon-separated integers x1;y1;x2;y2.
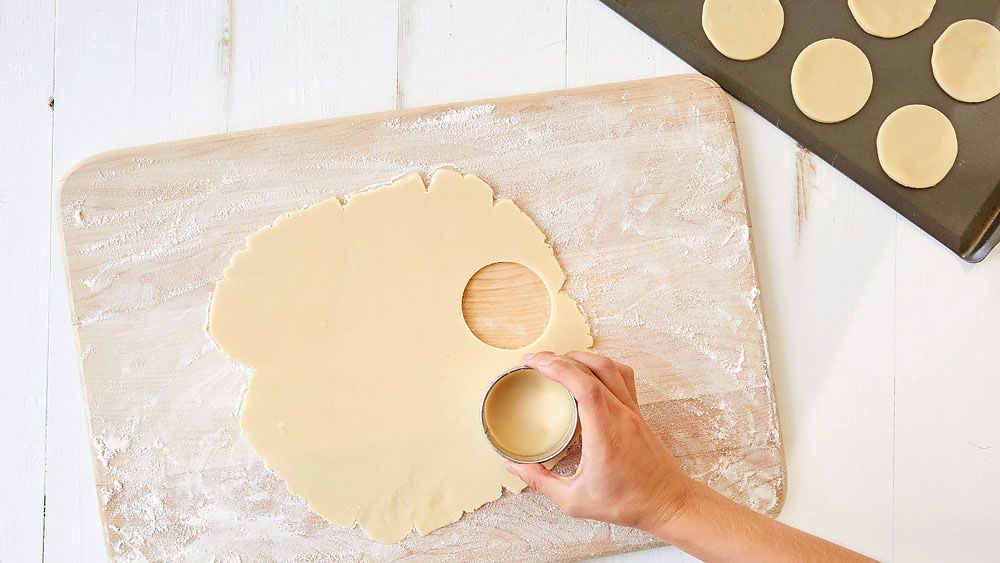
931;19;1000;103
209;168;593;543
876;105;958;189
701;0;785;61
848;0;936;38
790;38;873;123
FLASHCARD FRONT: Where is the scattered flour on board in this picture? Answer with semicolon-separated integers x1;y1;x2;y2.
66;87;781;560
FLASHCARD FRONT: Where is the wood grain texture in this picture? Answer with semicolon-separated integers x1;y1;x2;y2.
462;262;552;350
563;8;707;561
4;1;993;561
45;2;233;561
58;75;783;560
728;99;897;559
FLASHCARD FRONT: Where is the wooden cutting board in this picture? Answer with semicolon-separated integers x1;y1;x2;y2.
59;75;784;561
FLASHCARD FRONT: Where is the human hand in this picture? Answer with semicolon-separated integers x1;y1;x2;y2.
506;352;874;562
505;351;693;533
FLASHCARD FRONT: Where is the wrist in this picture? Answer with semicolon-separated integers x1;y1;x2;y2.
647;479;739;548
639;477;697;539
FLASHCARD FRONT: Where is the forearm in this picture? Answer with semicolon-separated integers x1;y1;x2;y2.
514;352;871;560
649;481;875;563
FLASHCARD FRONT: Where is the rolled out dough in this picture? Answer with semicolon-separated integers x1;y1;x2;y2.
209;169;593;543
848;0;935;39
876;105;958;189
791;38;873;124
932;19;1000;103
701;0;784;61
483;368;576;459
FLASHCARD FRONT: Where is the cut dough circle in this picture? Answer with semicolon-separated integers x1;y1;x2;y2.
932;19;1000;103
877;105;958;189
791;38;873;123
483;368;576;460
848;0;935;38
702;0;784;61
209;169;593;543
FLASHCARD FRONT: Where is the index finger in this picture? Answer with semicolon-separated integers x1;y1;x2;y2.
523;352;609;433
564;351;640;413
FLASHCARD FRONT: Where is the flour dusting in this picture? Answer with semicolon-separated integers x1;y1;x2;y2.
61;77;782;561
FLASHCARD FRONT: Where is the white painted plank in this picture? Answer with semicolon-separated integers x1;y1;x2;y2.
730;57;897;558
893;220;1000;562
46;1;231;560
397;0;567;108
227;0;398;130
754;142;896;562
38;3;1000;562
0;1;54;561
566;0;693;87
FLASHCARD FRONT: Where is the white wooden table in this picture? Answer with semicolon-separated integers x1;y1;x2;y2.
2;2;997;561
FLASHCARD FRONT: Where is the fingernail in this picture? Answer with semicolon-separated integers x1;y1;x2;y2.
505;462;520;476
523;353;536;362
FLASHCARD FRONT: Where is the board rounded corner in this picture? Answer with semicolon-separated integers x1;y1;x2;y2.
58;148;126;208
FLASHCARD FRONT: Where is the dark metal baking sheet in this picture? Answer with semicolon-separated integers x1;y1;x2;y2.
600;0;1000;262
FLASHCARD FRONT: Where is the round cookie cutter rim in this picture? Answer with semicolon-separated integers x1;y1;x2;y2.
480;365;579;464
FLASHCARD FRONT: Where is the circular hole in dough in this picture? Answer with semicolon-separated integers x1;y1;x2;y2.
848;0;936;39
702;0;784;61
932;19;1000;103
877;105;958;189
462;261;551;350
791;38;873;123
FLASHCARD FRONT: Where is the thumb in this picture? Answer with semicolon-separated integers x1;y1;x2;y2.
506;462;567;501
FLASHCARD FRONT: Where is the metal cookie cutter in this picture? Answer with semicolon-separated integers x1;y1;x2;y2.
480;366;579;464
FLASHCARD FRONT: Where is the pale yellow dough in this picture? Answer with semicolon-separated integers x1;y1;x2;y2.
848;0;935;38
932;19;1000;103
702;0;784;61
877;105;958;189
209;169;592;543
483;369;576;458
791;38;873;123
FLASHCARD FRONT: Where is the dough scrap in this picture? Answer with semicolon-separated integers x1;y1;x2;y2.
877;105;958;189
848;0;935;38
932;19;1000;103
791;38;873;124
209;169;593;543
702;0;784;61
